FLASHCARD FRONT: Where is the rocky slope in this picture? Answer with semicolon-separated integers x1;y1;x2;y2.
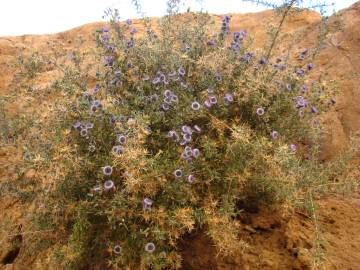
1;2;360;269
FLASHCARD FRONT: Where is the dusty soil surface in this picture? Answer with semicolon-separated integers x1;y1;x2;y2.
1;2;360;269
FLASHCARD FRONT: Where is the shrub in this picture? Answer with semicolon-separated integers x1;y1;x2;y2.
30;1;358;269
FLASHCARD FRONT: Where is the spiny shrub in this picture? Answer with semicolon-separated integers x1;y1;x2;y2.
35;3;353;270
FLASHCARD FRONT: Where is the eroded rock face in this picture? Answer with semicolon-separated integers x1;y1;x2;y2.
0;2;359;269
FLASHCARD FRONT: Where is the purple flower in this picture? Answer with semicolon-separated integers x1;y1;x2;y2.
73;121;82;130
80;128;88;137
207;40;216;46
174;169;183;178
209;96;217;105
192;148;200;158
164;97;172;104
296;68;305;77
187;174;195;184
311;106;318;114
162;103;170;111
164;89;172;98
295;96;307;108
113;245;122;255
92;84;100;93
215;73;222;81
286;83;292;91
167;130;179;141
256;107;265;116
300;85;308;93
103;166;113;175
274;63;287;71
130;27;137;34
152;77;161;84
307;63;314;71
299;109;305;118
271;130;279;139
183;133;192;142
112;145;124;155
143;197;153;211
104;180;114;190
168;70;177;77
178;67;186;76
85;123;94;129
181;125;192;135
193;125;201;133
170;94;178;103
290;144;297;152
259;57;267;65
117;134;126;144
126;19;132;25
145;242;156;253
191;101;201;111
204;100;212;108
224;93;234;104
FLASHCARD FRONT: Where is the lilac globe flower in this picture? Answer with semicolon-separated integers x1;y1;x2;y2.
112;145;124;155
167;130;179;141
164;97;172;104
192;148;200;158
117;134;126;144
204;100;212;109
307;63;314;71
181;125;192;135
271;131;279;140
80;128;88;137
113;245;122;255
170;94;178;103
187;174;195;184
85;123;94;129
145;242;156;253
126;19;132;25
191;101;201;111
300;85;308;93
164;89;172;98
209;96;217;105
143;197;153;211
73;121;82;130
178;67;186;76
183;133;192;142
103;166;113;176
168;70;177;77
311;106;318;114
193;125;201;133
104;180;114;191
290;144;297;152
224;93;234;104
256;107;265;116
174;169;183;178
299;109;305;118
162;103;170;111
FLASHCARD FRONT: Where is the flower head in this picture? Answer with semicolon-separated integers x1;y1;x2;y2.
271;130;279;139
187;174;195;184
209;96;217;105
224;93;234;104
117;134;126;144
174;169;183;178
191;101;201;111
112;145;124;155
103;166;113;175
113;245;122;255
192;148;200;158
178;67;186;76
290;144;297;152
256;107;265;116
104;180;114;190
143;197;153;211
145;242;156;253
193;125;201;133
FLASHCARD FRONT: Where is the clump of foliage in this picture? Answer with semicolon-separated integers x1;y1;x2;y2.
28;1;358;269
